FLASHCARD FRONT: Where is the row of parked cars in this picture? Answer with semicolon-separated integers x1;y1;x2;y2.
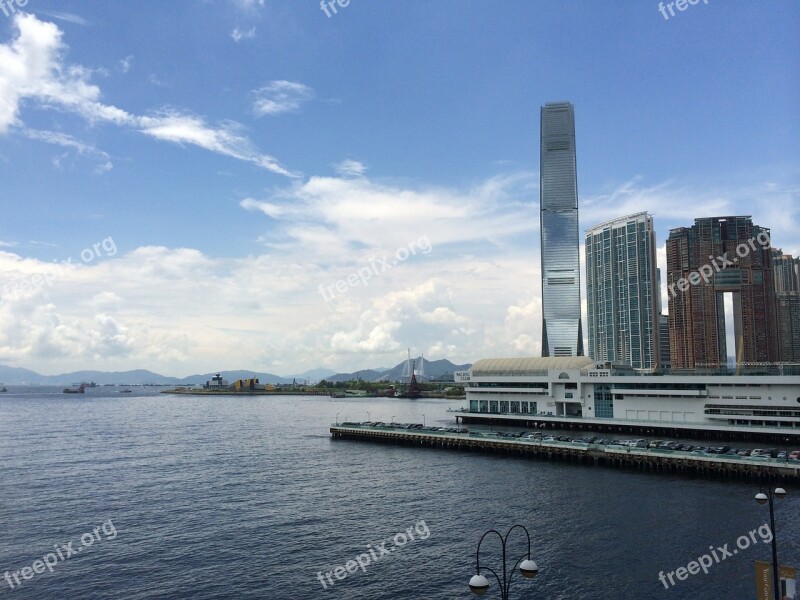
483;431;800;461
348;421;469;434
345;422;800;461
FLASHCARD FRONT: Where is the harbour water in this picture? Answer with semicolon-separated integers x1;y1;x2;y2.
1;389;798;599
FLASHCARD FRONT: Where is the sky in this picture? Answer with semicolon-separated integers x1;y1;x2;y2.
0;0;798;377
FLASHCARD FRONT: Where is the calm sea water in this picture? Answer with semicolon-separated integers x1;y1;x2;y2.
1;388;798;599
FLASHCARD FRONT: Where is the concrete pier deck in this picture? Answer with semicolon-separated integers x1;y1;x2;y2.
330;424;800;482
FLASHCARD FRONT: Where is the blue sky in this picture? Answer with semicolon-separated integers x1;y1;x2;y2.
0;0;798;376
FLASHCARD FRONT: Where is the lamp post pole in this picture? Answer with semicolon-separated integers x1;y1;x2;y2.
468;525;538;599
756;483;786;600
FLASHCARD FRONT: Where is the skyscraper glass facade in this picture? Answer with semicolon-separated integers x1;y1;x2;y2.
540;102;583;357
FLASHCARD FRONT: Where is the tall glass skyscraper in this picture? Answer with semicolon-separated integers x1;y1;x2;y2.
585;212;660;370
539;102;583;357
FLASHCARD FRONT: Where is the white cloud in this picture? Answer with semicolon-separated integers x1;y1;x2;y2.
252;80;313;116
118;55;133;73
3;169;797;375
232;0;265;10
0;14;296;177
240;170;538;261
37;12;90;26
336;159;367;177
231;27;256;42
22;127;113;173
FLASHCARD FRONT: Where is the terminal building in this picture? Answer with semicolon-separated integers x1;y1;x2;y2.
454;357;800;441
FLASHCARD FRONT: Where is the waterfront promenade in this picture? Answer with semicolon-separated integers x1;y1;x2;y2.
331;423;800;482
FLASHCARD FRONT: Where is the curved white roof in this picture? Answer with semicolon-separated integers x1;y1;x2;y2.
471;356;594;376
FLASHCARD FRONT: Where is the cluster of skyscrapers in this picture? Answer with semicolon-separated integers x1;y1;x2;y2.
538;102;800;371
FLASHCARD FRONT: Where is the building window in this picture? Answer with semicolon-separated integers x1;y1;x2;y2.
594;384;614;418
470;400;478;412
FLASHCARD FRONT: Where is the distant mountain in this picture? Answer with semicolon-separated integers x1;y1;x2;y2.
328;357;471;383
0;365;49;385
0;366;291;385
0;366;180;385
283;368;338;383
327;369;385;383
179;370;292;386
0;359;470;386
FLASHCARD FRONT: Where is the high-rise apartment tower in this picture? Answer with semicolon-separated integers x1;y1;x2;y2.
666;216;778;368
585;212;660;370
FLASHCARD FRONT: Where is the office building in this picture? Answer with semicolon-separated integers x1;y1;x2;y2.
539;102;583;357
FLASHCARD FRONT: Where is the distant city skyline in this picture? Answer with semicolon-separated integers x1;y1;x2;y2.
0;2;797;376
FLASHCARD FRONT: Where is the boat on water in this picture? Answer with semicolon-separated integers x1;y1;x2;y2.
119;389;132;393
63;384;86;394
397;349;423;399
0;384;6;392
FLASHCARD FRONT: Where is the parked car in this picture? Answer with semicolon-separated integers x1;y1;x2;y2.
789;450;800;460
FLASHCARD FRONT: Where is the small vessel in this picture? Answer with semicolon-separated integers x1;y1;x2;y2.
119;389;132;393
63;384;86;394
397;349;423;399
0;384;6;392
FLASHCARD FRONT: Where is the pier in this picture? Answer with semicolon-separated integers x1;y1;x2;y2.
330;424;800;482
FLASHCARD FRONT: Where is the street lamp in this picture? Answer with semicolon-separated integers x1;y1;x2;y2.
415;413;426;427
366;411;370;422
391;415;395;425
468;525;538;599
755;484;787;600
